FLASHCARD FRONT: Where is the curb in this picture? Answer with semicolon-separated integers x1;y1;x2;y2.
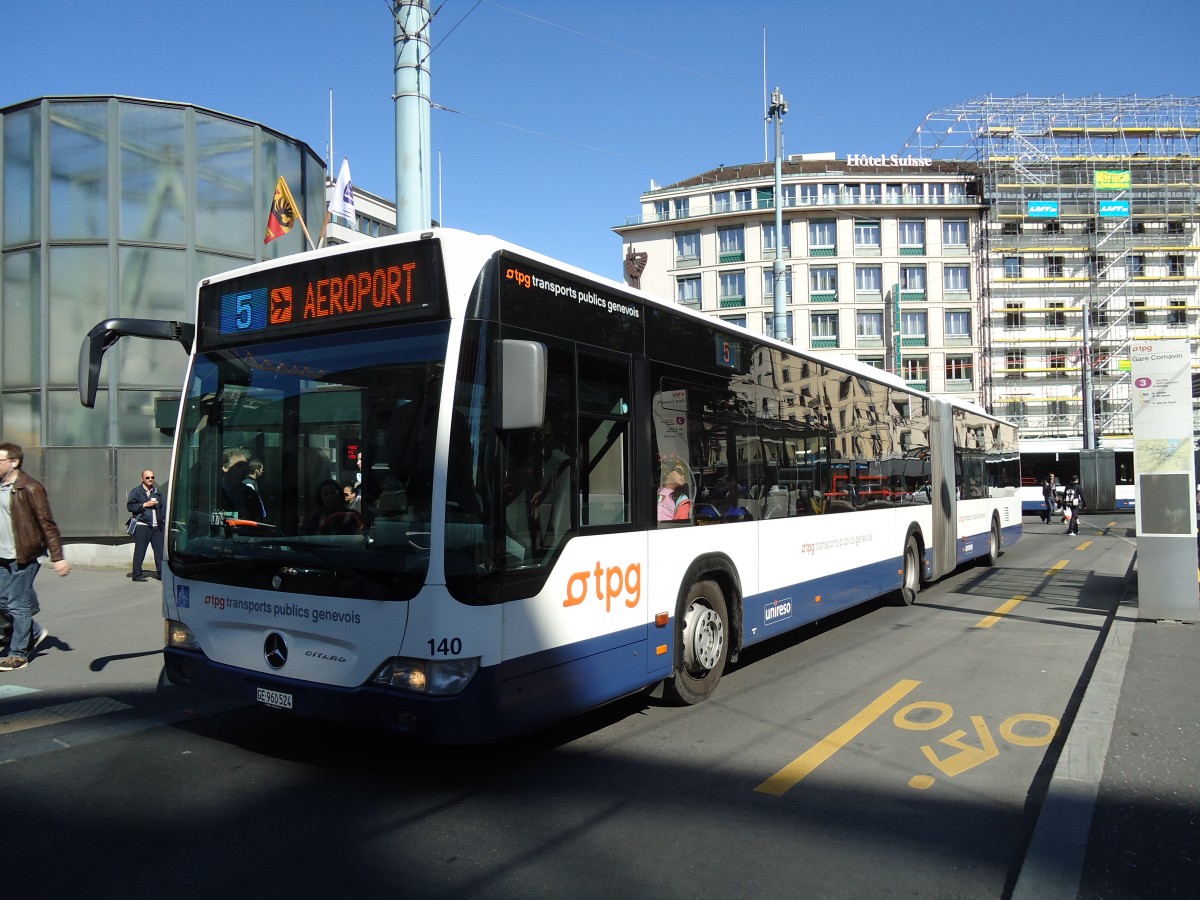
1010;562;1138;899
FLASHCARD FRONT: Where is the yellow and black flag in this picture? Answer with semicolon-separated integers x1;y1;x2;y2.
263;176;299;244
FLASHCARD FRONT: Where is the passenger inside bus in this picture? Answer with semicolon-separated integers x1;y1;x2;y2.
304;479;363;534
657;465;692;522
532;430;572;551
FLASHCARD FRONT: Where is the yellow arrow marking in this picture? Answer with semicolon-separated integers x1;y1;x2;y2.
920;715;1000;777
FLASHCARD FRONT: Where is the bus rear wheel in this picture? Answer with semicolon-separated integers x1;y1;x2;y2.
895;534;922;606
982;518;1002;567
663;580;729;706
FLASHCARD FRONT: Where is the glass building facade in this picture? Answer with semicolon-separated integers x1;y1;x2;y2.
1;96;326;537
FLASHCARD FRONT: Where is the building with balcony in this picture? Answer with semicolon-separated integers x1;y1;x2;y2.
613;154;986;401
0;95;327;539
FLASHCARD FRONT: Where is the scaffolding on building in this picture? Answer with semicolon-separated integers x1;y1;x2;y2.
902;95;1200;445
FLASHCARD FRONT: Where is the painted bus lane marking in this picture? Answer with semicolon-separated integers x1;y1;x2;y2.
755;679;921;797
755;679;1059;797
896;704;1058;789
974;559;1070;628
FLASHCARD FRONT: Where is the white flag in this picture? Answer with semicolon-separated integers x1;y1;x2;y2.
328;158;356;227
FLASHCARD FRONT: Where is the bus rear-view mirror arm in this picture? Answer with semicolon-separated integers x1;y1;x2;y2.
79;318;196;408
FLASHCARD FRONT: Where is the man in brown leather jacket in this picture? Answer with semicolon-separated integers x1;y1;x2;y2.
0;442;70;671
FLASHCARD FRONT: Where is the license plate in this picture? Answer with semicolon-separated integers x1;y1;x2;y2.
256;687;293;710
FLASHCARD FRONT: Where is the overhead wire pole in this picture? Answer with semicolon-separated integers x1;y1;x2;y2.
768;87;788;343
393;0;432;233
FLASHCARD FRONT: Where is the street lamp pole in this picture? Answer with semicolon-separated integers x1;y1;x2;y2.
768;87;788;343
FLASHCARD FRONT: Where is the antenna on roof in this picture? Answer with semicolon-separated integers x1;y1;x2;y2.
762;26;769;162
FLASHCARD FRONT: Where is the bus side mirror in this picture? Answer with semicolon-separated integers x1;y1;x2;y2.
495;339;546;430
78;318;195;408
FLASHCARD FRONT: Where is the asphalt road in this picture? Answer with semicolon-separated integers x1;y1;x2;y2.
0;516;1135;898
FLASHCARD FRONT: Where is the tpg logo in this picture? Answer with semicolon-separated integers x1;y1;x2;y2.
563;562;641;612
505;267;532;289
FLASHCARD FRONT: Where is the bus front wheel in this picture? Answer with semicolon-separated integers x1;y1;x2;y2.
896;535;922;606
663;580;729;706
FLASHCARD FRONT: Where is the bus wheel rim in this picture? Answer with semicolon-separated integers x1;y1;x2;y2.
684;605;723;672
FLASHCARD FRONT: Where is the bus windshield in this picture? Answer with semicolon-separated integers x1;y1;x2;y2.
168;321;450;600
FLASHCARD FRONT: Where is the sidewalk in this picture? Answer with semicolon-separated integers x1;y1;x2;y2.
0;564;236;759
1015;557;1200;898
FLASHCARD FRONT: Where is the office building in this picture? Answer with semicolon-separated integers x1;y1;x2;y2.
614;154;987;401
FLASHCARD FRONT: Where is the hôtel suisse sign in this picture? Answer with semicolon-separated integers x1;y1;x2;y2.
846;154;934;167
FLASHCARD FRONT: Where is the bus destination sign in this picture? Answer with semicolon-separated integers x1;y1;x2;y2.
202;240;446;347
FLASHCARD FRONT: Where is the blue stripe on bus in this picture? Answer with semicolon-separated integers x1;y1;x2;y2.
1002;522;1022;547
742;555;901;647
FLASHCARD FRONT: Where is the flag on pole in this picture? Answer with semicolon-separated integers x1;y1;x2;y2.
264;176;300;244
328;158;356;228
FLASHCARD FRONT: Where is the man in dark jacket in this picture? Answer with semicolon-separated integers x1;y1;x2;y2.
127;469;165;582
1040;473;1057;524
0;442;70;671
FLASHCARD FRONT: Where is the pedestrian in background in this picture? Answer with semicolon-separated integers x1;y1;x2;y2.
0;441;69;672
1062;475;1085;536
127;469;164;582
1041;473;1058;524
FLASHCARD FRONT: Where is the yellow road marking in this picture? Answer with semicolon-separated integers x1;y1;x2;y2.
976;560;1068;628
1076;540;1093;550
755;679;921;796
976;596;1025;628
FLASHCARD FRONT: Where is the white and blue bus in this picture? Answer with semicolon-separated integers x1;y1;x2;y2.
1018;443;1135;514
80;228;1021;743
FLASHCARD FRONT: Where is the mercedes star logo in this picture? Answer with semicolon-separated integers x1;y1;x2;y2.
264;632;288;670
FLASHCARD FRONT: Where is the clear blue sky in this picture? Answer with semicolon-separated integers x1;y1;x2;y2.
4;0;1197;280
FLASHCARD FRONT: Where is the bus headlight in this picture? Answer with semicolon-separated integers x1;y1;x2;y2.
165;619;201;651
372;656;480;696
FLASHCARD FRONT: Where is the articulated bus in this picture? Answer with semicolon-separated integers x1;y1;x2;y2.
79;228;1021;743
